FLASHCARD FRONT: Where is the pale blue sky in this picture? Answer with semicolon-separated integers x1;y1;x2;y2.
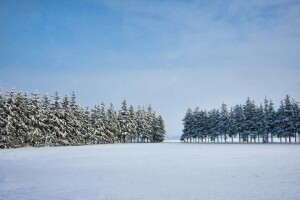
1;0;300;138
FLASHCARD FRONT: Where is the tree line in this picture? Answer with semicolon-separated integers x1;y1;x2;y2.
180;95;300;143
0;88;166;148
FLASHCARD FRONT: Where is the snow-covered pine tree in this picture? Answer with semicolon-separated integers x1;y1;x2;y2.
193;107;203;142
181;108;193;142
255;104;265;143
91;104;102;144
145;105;156;143
242;98;257;142
292;101;300;143
282;95;297;143
228;107;236;142
268;100;277;142
220;103;229;142
191;107;201;142
50;92;65;146
100;103;110;143
70;91;82;145
62;95;74;145
118;99;131;143
154;115;166;142
4;89;20;147
208;109;220;142
81;107;91;144
0;88;8;148
129;105;137;142
232;105;244;142
41;93;54;146
29;91;43;146
136;106;147;143
107;103;119;143
275;101;285;142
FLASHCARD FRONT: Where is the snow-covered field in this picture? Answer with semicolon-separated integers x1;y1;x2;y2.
0;142;299;200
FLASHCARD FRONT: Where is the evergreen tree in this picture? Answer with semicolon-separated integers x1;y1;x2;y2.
62;95;74;145
181;108;193;142
154;115;166;142
50;92;65;145
292;101;300;142
282;95;297;143
82;107;92;144
242;98;256;142
118;99;131;143
228;107;236;142
0;88;8;148
129;105;137;142
41;93;54;146
107;103;119;143
100;103;110;143
220;103;229;142
136;106;147;143
29;91;43;146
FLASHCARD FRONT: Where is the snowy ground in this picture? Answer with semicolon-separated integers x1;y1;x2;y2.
0;142;300;200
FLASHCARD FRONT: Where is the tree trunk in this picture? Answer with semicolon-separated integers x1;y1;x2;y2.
271;134;273;143
289;135;291;143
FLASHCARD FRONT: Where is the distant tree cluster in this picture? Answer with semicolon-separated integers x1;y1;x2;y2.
0;88;166;148
181;95;300;143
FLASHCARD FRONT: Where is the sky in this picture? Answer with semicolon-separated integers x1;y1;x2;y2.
0;0;300;138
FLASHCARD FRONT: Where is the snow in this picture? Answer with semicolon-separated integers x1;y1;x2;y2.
0;142;300;200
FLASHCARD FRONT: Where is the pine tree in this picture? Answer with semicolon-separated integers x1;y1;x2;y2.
50;92;65;146
82;107;92;144
256;104;264;143
118;99;131;143
220;103;229;142
243;98;256;142
0;88;8;148
129;105;137;142
208;109;220;142
154;115;166;142
282;95;297;143
228;107;236;142
181;108;193;142
62;95;74;145
145;105;156;142
275;101;285;142
100;103;110;143
107;103;119;143
91;104;102;144
232;105;244;143
292;101;300;143
29;91;43;146
136;106;147;143
41;93;54;146
70;91;83;144
265;99;276;142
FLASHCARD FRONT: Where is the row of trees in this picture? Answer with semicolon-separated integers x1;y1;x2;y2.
0;88;166;148
181;95;300;143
